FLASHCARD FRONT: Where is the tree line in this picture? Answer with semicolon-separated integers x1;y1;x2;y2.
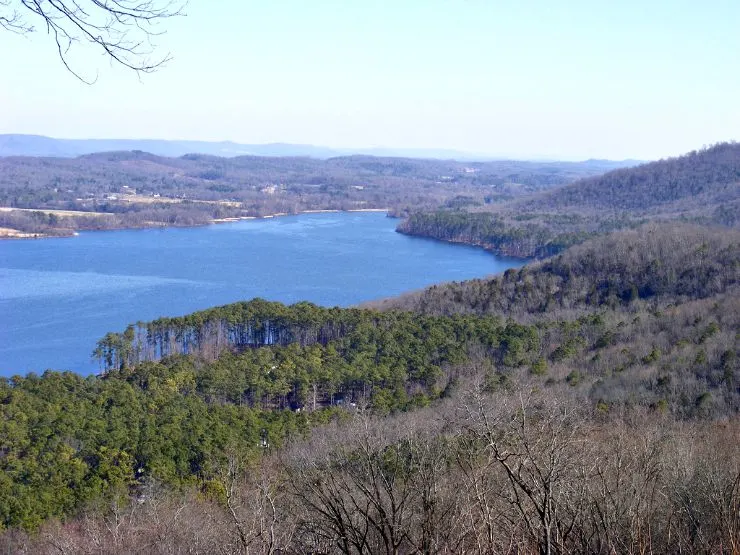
397;143;740;259
397;210;592;258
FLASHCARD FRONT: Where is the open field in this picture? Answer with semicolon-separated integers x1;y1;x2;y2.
118;194;242;207
0;207;113;217
0;226;44;238
0;150;636;238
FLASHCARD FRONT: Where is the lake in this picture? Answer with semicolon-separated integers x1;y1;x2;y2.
0;212;523;376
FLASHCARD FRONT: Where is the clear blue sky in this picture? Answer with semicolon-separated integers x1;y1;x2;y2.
1;0;738;160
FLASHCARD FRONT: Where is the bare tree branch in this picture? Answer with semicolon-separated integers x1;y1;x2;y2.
0;0;183;81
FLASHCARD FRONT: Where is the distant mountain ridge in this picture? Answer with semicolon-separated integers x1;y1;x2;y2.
0;134;641;165
0;134;343;159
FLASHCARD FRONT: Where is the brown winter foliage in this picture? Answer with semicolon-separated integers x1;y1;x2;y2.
398;143;740;258
373;223;740;317
1;146;738;553
2;219;738;553
0;151;621;236
3;396;738;554
373;223;740;418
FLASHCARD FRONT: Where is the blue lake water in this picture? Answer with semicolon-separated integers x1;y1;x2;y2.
0;212;523;376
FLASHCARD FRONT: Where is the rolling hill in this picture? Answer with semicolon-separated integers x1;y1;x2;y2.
526;142;740;215
0;148;637;236
398;143;740;258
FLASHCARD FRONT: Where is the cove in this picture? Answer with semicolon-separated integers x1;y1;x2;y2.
0;212;523;376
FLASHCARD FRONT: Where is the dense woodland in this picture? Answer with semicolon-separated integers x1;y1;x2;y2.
0;151;630;236
399;143;740;258
1;143;738;553
527;142;740;214
379;224;739;316
2;223;738;553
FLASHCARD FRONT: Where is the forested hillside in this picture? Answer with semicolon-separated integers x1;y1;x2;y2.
374;224;740;420
3;396;737;554
398;143;740;258
2;223;738;554
0;151;622;236
379;224;739;316
528;142;740;213
397;210;596;258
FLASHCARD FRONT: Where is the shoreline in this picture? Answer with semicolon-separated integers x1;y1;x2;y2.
0;208;393;240
211;208;390;225
395;227;532;261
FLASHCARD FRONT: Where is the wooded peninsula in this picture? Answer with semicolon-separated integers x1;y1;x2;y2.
1;144;738;554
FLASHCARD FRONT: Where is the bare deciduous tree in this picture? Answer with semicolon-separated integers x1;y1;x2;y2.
459;386;593;555
218;450;294;555
284;407;470;555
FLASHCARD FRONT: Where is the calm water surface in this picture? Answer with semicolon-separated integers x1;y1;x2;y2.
0;213;523;376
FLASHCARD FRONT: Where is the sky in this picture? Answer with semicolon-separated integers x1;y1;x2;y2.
1;0;738;160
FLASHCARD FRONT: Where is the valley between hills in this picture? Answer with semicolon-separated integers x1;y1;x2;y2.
1;142;738;554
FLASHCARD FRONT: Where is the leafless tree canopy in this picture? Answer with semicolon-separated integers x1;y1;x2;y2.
0;0;183;81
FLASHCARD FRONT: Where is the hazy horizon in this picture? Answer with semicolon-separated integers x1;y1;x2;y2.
1;1;738;160
0;133;654;162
